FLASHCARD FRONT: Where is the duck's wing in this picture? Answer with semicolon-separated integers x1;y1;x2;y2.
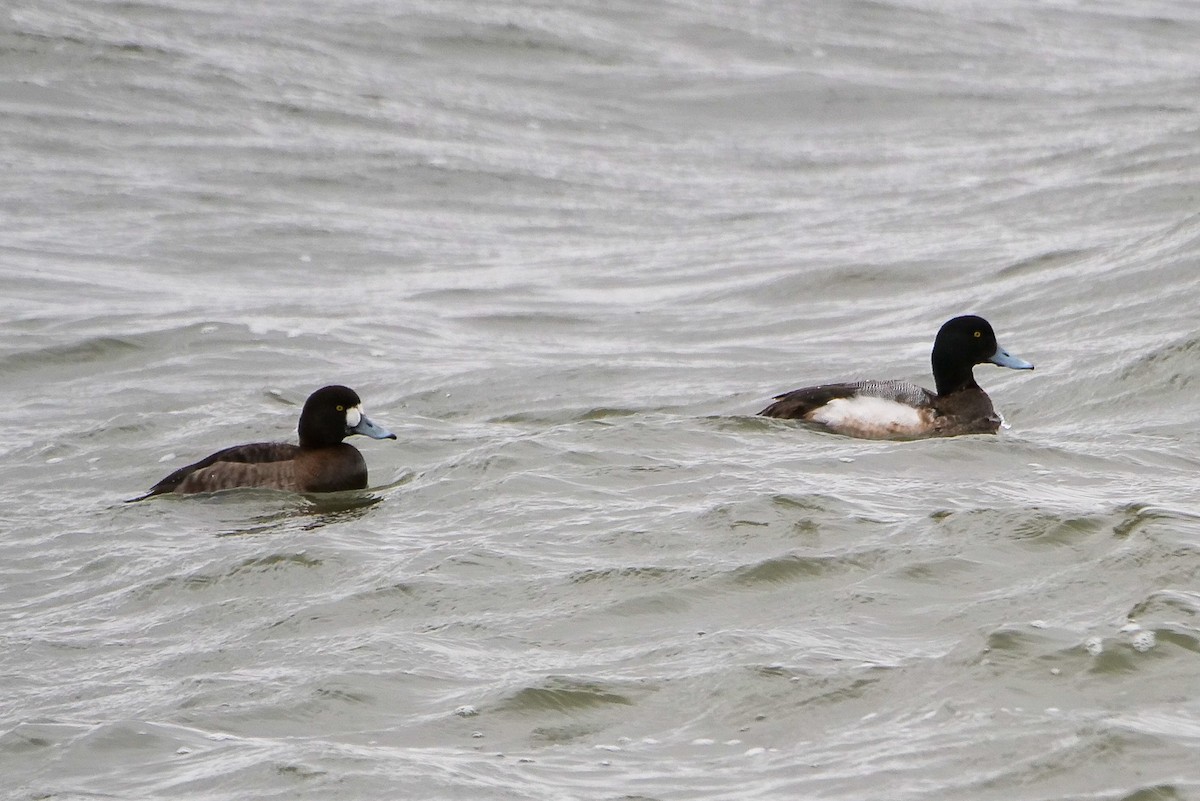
132;442;300;500
170;458;299;494
758;380;934;419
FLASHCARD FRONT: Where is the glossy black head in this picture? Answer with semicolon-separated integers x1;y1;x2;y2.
298;385;397;449
931;315;1033;396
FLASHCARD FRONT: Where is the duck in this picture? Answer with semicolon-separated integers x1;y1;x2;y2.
758;315;1033;439
132;385;396;499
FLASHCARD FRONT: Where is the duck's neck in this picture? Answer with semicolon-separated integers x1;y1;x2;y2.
298;419;345;450
932;355;980;397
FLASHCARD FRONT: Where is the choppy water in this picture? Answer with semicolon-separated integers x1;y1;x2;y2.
4;1;1200;798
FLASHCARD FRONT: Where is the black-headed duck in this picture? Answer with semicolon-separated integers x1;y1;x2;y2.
759;315;1033;439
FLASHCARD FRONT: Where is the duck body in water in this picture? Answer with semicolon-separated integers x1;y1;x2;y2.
133;385;395;499
759;315;1034;439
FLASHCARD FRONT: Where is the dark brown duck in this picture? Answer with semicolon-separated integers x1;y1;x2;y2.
132;385;395;500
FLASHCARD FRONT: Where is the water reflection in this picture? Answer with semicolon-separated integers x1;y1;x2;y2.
122;470;414;537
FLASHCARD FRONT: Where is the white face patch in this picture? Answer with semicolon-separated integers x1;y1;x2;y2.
345;404;362;428
808;396;928;437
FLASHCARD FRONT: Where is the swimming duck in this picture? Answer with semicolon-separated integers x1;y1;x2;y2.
759;315;1033;439
133;385;395;499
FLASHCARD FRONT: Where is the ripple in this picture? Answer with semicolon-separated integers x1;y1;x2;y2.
730;552;876;585
497;678;638;715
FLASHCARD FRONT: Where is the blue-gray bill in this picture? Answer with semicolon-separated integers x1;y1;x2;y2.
989;346;1034;370
350;415;397;440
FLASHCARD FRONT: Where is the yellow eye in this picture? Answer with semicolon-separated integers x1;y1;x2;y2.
973;331;981;338
336;405;344;411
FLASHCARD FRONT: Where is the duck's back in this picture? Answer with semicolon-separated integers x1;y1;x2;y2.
142;442;301;498
760;380;935;419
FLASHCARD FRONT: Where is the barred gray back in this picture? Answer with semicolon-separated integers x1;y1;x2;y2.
850;380;935;407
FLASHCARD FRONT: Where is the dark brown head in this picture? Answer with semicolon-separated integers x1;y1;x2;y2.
298;385;397;449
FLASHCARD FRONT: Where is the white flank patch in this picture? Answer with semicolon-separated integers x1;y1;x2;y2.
808;395;926;436
345;405;362;428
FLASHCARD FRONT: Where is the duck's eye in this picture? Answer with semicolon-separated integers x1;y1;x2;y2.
973;331;981;338
336;405;344;412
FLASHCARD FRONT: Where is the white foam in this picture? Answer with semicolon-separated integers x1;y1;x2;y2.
1131;630;1156;652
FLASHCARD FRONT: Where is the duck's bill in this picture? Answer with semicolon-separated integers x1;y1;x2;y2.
350;414;397;440
989;346;1034;370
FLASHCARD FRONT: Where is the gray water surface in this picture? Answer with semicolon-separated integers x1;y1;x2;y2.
3;1;1200;799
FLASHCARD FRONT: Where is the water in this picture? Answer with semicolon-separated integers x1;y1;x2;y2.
3;1;1200;798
